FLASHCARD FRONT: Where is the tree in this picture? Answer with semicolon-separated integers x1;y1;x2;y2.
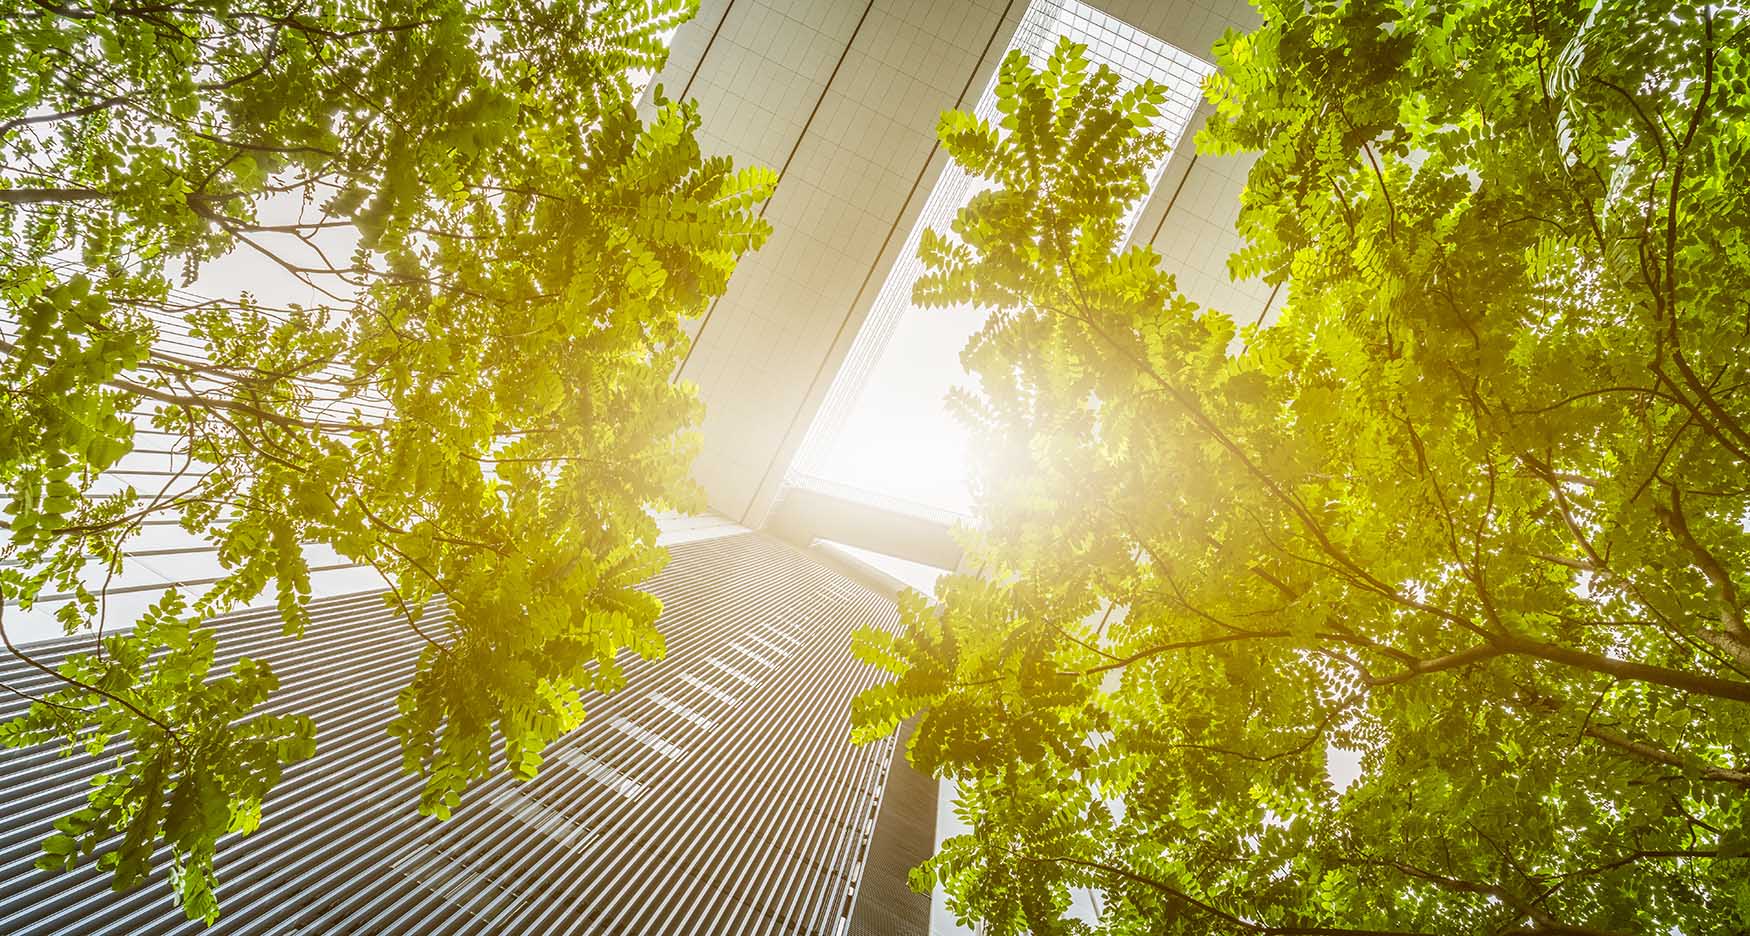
852;5;1750;932
1;0;772;922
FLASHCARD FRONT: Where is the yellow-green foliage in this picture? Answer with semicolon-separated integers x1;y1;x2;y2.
0;0;771;922
854;8;1750;932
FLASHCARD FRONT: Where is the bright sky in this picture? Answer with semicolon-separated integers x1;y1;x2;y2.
791;0;1213;519
810;303;988;514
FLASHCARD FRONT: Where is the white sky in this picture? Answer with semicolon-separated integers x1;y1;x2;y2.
811;305;988;514
793;0;1212;518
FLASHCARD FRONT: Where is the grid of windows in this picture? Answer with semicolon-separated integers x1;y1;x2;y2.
788;0;1213;513
554;748;648;800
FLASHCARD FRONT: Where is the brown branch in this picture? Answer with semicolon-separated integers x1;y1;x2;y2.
1024;853;1433;935
0;595;187;750
1498;633;1750;703
1513;386;1672;416
363;556;451;658
0;187;109;205
1589;78;1667;164
1350;858;1625;936
1527;551;1594;572
1652;13;1750;459
1142;697;1357;765
1583;725;1750;785
0;94;131;137
1361;642;1504;687
1696;629;1750;669
1542;849;1726;884
1653;485;1749;640
1359;142;1397;241
109;376;373;432
1064;629;1290;677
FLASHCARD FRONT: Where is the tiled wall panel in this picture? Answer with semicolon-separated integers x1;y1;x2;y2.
1113;0;1280;326
649;0;1015;523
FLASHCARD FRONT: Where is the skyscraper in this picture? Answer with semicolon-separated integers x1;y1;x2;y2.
0;0;1260;931
662;0;1273;562
1;529;935;934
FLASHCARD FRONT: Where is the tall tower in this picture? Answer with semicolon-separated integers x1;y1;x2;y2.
661;0;1272;563
0;530;929;934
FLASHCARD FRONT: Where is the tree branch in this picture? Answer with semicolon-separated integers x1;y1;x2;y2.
1025;853;1434;935
1583;725;1750;785
0;187;109;205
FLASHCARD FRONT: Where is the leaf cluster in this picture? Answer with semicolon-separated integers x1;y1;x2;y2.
854;13;1750;934
2;0;772;921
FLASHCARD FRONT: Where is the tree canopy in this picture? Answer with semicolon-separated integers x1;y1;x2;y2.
853;2;1750;932
1;0;771;921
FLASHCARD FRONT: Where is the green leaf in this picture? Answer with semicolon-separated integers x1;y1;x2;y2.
0;0;770;923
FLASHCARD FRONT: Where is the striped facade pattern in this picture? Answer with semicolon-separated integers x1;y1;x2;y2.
0;532;906;935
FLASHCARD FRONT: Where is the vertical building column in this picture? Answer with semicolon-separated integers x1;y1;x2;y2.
1101;0;1279;327
649;0;1021;526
